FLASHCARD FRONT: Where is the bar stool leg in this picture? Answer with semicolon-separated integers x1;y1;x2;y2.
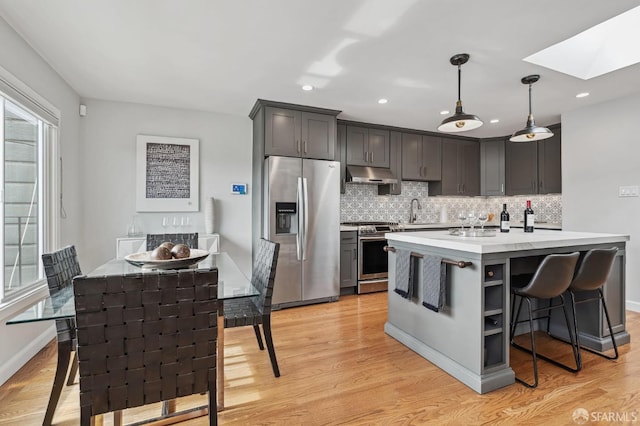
514;298;539;388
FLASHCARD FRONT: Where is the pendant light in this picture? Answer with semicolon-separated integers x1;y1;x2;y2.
510;75;554;142
438;53;483;133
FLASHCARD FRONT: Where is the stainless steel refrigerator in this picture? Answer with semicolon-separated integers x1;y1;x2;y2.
264;156;340;308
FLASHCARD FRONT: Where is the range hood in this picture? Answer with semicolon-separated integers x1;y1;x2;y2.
346;165;398;185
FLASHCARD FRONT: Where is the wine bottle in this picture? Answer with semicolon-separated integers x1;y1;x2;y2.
524;200;535;233
500;204;510;233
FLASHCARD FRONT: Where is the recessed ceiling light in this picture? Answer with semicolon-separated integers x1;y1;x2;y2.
302;85;313;91
576;92;590;98
440;110;450;115
490;119;500;124
378;98;388;104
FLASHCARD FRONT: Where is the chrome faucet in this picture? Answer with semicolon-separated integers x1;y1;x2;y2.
409;198;422;224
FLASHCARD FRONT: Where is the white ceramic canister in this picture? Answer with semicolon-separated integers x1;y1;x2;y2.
204;197;215;234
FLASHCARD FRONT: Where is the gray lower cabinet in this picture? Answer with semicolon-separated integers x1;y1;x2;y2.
378;131;402;195
340;231;357;289
481;138;506;196
346;125;390;168
430;138;479;196
401;133;442;181
264;106;337;160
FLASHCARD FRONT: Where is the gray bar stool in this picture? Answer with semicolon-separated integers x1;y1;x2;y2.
566;247;619;368
509;252;580;388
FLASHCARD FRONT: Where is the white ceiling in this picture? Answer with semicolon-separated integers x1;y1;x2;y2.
1;0;640;138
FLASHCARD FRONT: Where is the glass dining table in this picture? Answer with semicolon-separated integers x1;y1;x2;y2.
7;251;256;422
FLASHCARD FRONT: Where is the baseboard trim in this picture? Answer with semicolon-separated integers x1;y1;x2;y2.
626;300;640;313
0;325;55;386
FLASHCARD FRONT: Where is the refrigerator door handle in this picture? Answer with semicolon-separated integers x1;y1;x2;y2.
302;177;309;261
296;177;303;261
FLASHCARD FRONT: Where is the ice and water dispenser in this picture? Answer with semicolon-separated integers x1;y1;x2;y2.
275;202;298;234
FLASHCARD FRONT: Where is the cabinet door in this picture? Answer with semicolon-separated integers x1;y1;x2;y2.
440;139;460;195
379;131;401;195
301;112;336;160
345;126;368;166
506;141;538;195
340;232;357;289
401;133;423;180
367;128;390;168
481;139;505;196
338;124;347;194
421;135;442;181
459;140;480;196
265;107;301;157
538;132;561;194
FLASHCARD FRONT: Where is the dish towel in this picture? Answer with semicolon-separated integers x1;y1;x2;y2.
422;255;447;312
394;248;413;299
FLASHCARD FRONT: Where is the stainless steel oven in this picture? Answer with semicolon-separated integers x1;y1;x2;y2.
343;222;399;294
358;236;388;280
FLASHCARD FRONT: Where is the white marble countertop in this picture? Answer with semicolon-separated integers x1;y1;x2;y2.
385;229;629;254
340;225;359;231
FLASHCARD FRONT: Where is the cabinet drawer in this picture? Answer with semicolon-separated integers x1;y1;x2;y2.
340;231;357;243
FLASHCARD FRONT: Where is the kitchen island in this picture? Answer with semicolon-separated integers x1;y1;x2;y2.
384;229;629;393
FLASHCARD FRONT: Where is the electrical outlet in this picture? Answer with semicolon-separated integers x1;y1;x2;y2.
619;185;639;197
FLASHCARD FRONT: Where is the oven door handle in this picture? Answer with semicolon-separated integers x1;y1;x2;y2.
358;236;387;241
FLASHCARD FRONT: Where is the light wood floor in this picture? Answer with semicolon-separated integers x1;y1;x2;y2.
1;292;638;425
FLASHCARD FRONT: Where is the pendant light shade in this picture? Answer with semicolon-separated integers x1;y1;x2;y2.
438;53;483;133
510;75;554;142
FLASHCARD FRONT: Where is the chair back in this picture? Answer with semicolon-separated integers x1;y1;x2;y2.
42;245;82;342
569;248;618;292
250;238;280;315
146;233;198;251
519;252;579;299
73;268;218;418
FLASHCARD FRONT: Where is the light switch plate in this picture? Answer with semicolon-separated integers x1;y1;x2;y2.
618;185;639;197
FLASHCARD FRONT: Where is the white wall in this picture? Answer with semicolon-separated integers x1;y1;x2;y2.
78;99;253;274
562;94;640;310
0;16;82;385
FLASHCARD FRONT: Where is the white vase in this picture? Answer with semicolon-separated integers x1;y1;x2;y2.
204;197;215;234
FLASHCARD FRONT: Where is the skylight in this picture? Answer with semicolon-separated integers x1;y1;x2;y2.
524;6;640;80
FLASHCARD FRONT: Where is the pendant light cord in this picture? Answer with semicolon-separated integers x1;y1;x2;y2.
528;83;533;115
457;65;462;102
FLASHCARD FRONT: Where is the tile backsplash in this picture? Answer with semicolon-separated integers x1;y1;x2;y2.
340;182;562;224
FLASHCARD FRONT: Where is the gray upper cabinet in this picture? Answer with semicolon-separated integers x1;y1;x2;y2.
481;138;505;196
338;124;347;194
430;138;479;196
346;126;390;168
505;124;562;195
401;133;442;181
506;141;538;195
378;131;402;195
537;128;561;194
264;106;337;160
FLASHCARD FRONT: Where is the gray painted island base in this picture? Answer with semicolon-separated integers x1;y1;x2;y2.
384;230;630;394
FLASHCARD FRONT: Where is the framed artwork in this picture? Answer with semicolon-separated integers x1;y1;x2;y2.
136;135;199;212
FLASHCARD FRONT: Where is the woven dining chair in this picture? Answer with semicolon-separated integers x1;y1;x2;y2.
224;238;281;377
41;245;82;426
146;233;199;251
73;268;218;425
